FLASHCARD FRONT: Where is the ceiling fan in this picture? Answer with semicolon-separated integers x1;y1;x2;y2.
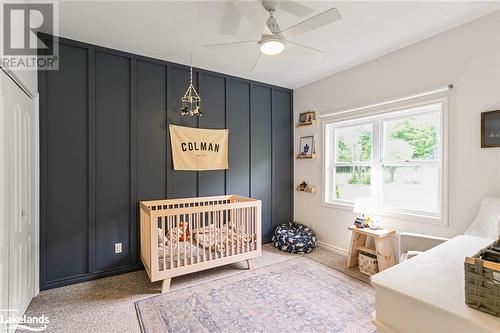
205;0;342;71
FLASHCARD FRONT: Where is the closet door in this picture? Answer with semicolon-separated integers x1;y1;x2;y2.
0;72;7;333
0;70;36;330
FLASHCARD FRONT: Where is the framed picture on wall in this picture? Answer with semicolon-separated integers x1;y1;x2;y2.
481;110;500;148
298;111;316;126
298;136;315;158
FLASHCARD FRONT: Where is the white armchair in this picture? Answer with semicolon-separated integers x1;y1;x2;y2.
399;232;449;261
399;197;500;262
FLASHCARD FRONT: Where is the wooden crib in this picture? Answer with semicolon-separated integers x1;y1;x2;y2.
140;195;262;292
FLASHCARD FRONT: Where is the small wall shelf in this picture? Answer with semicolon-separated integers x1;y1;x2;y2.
296;120;317;128
296;186;316;193
296;153;316;160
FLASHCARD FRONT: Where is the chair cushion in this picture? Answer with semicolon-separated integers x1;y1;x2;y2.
400;250;424;262
271;222;317;254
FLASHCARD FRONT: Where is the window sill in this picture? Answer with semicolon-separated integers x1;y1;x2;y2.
322;201;447;226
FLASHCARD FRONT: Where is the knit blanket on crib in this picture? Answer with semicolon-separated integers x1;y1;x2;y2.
192;223;255;253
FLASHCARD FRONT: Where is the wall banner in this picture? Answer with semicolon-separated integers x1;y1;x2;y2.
169;125;229;171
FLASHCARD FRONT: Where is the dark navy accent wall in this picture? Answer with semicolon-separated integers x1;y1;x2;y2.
38;35;293;290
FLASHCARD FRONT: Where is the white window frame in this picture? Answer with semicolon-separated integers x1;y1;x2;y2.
323;97;448;226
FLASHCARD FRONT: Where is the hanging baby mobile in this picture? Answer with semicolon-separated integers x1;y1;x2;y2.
181;53;202;117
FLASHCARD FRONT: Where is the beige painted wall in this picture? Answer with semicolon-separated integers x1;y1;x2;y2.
294;11;500;253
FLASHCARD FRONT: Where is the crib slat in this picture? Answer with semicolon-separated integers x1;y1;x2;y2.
247;208;250;252
208;212;212;261
190;213;193;265
238;208;247;254
184;214;187;266
197;212;201;262
252;207;255;252
241;208;243;254
215;211;218;258
176;214;180;269
223;210;227;258
227;209;231;258
248;208;251;252
169;215;173;269
244;207;248;253
251;207;254;252
220;210;223;258
161;216;166;271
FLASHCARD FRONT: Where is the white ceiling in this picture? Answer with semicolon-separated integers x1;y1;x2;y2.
54;1;500;89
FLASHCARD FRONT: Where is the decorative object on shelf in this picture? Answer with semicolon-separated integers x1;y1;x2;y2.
354;217;367;228
297;111;316;127
297;135;315;158
296;181;316;193
368;219;381;230
297;180;308;191
353;198;378;229
481;110;500;148
272;222;317;254
181;54;202;117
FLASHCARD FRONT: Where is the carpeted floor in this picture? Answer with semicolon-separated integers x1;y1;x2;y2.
304;246;371;284
24;244;374;332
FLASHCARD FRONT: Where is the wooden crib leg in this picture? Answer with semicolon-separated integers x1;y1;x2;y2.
246;259;254;270
161;278;171;293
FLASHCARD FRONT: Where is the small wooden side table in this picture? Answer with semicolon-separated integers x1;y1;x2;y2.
347;226;396;272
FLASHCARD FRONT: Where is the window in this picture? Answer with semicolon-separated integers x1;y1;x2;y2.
324;101;446;222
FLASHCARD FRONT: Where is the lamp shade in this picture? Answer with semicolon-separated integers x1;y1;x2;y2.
353;198;376;215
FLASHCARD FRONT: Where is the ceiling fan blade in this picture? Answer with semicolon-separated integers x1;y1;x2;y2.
278;1;315;17
232;0;271;35
221;1;242;35
287;40;326;55
251;52;263;72
281;7;342;39
204;40;258;49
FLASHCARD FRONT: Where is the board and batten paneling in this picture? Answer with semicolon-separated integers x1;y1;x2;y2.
198;73;226;196
272;89;293;228
251;85;273;241
136;60;167;201
42;43;89;282
38;34;293;290
227;79;250;197
166;67;198;199
94;52;131;271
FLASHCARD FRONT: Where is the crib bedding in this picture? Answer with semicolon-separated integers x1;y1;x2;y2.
156;222;256;263
191;222;255;253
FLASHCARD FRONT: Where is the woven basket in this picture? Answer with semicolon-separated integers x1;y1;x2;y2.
359;252;378;276
464;238;500;317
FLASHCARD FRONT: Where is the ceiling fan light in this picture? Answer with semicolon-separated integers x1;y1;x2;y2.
260;39;284;55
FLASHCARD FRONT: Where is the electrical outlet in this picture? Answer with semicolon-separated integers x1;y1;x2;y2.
115;243;122;254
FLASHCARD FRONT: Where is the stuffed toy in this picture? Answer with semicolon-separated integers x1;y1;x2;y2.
178;222;190;242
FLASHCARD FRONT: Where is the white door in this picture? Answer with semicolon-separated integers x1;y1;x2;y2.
0;70;36;332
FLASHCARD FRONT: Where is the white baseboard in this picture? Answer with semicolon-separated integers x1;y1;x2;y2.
317;240;349;256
